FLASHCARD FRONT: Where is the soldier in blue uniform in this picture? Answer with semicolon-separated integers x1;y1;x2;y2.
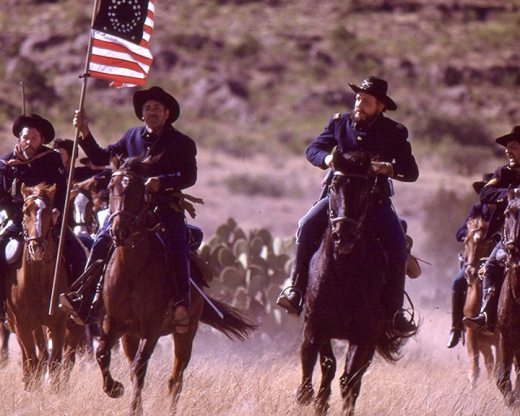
59;86;197;334
446;174;493;348
0;114;87;317
276;76;419;333
464;127;520;335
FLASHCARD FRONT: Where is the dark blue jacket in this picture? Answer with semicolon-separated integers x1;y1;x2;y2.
306;112;419;183
0;147;67;220
79;125;197;211
479;165;520;238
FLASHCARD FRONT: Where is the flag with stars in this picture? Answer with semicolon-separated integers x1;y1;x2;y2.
89;0;155;87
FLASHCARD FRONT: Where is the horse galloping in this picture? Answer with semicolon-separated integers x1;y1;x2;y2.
496;187;520;405
295;150;416;416
96;156;256;415
462;215;496;386
5;183;83;391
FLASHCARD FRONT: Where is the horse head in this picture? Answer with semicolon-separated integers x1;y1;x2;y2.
328;149;374;255
108;155;154;247
463;216;492;286
502;187;520;266
21;183;59;262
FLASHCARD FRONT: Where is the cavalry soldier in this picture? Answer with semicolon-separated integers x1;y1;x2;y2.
276;76;419;333
446;174;493;348
464;127;520;335
0;114;87;318
59;86;197;333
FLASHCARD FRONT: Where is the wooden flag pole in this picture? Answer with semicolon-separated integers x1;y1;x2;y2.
49;0;101;315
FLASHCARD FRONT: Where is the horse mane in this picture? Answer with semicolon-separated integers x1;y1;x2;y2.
119;155;148;176
23;183;56;205
332;149;372;175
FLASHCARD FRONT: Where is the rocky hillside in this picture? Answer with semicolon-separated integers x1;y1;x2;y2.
0;0;519;159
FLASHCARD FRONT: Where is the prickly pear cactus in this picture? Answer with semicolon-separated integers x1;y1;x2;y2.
199;217;301;333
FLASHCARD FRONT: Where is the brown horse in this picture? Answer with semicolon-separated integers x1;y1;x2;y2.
296;150;415;416
5;183;83;390
462;215;496;386
96;156;256;415
496;188;520;405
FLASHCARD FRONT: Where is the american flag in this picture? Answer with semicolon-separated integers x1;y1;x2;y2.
89;0;155;87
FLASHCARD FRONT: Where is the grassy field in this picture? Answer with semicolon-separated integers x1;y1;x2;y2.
0;307;514;416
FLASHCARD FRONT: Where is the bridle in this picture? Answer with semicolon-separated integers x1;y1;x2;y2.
328;171;376;240
108;169;149;246
22;194;55;261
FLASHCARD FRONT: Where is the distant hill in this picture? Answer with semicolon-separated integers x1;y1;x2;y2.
1;0;519;165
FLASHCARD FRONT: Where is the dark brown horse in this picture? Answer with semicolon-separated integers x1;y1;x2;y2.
5;183;83;390
462;215;496;386
496;187;520;405
296;150;415;416
96;156;256;415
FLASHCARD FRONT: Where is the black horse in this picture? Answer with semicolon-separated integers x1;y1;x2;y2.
295;149;416;415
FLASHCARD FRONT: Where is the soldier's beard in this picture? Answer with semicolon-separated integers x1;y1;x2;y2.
351;110;378;131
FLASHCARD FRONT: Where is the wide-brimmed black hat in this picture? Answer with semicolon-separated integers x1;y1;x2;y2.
133;86;180;125
495;126;520;147
472;173;494;194
348;76;397;111
12;114;55;144
52;138;74;157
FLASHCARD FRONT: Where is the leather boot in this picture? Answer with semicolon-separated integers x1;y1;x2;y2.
276;243;309;317
447;291;465;348
164;257;191;333
463;285;497;336
385;260;417;333
58;259;104;325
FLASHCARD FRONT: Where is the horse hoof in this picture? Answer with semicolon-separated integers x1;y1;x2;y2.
295;384;314;405
105;380;125;399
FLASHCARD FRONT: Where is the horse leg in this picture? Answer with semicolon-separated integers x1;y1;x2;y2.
497;337;515;406
47;322;67;392
15;325;41;391
129;336;159;416
0;321;10;366
314;340;337;416
62;320;88;383
480;337;496;380
96;316;124;399
339;343;377;416
465;331;480;386
168;332;196;414
296;336;320;406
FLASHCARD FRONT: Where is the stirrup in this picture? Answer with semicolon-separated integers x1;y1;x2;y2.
276;287;303;317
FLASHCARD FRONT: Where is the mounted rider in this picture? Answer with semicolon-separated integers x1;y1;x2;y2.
446;173;494;349
59;86;198;333
276;76;419;333
464;126;520;335
0;114;88;318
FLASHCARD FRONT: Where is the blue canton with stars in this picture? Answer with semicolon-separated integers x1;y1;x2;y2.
92;0;148;44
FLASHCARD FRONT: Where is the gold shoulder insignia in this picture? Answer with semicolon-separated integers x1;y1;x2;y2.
485;178;498;187
333;113;341;120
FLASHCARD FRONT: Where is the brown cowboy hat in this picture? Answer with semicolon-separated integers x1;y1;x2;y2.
348;76;398;111
472;173;494;194
133;86;180;125
12;114;55;144
495;126;520;147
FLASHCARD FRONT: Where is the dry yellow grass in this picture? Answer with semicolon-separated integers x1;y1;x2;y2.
0;307;515;416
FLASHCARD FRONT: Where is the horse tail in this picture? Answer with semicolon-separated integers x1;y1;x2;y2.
200;297;258;341
376;321;420;363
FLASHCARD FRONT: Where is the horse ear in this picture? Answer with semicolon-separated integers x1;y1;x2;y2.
21;183;29;199
48;184;57;203
51;208;60;226
110;154;121;171
508;185;515;202
143;151;163;167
